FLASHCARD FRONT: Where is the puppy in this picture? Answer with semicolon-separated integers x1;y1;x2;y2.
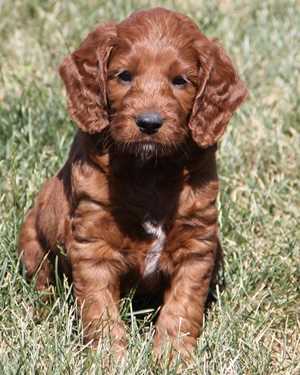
18;7;247;359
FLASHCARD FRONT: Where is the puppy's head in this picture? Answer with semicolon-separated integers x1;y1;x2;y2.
60;8;247;158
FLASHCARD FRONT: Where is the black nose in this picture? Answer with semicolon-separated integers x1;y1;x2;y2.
136;112;163;134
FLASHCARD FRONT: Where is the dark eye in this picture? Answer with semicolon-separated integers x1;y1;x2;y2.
117;70;132;83
172;75;188;87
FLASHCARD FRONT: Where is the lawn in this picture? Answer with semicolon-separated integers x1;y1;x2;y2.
0;0;299;374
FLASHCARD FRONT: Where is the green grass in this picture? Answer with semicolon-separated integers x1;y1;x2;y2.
0;0;299;373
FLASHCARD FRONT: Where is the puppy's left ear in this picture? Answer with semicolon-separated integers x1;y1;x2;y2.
189;39;248;147
59;23;116;133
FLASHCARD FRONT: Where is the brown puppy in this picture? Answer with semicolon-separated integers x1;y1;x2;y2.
18;7;247;359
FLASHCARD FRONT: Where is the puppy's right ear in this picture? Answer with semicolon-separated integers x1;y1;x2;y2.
59;23;116;133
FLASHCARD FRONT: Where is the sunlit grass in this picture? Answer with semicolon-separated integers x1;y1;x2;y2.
0;0;299;373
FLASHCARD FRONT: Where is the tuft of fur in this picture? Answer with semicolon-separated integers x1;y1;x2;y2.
143;221;166;277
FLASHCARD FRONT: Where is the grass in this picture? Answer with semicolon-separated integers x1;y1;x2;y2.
0;0;299;373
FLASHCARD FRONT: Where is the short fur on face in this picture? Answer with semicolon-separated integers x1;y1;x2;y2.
19;7;247;361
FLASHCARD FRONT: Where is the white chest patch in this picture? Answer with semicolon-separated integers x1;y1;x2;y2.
142;221;166;277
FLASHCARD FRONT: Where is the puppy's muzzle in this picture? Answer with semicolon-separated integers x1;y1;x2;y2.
136;112;164;134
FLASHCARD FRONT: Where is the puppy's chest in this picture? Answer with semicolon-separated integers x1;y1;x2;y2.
110;159;183;276
112;158;182;221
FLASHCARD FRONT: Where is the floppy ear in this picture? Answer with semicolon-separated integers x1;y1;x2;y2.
59;23;116;133
189;39;248;147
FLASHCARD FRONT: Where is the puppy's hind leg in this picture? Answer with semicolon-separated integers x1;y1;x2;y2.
18;208;53;290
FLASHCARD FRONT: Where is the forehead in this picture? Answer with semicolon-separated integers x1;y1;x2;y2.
109;9;201;73
109;41;198;74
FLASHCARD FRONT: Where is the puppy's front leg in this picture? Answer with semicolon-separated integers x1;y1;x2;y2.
71;249;127;356
69;207;127;356
154;236;217;360
72;256;127;356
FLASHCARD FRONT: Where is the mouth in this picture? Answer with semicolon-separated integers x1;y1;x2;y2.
114;140;172;160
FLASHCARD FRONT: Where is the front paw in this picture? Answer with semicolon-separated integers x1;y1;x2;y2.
153;329;197;363
84;319;128;359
